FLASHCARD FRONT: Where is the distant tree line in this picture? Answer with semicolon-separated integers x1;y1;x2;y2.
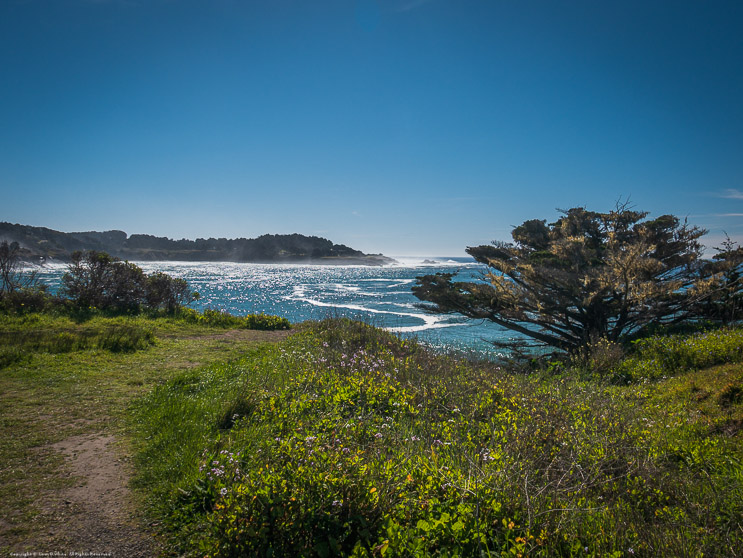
0;222;366;263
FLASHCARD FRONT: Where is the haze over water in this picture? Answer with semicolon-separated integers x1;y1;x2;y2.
35;258;516;356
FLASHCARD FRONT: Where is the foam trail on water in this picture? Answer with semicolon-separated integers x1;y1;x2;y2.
286;285;463;333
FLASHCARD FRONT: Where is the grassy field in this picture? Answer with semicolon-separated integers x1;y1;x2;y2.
2;314;742;557
130;319;743;557
0;313;290;554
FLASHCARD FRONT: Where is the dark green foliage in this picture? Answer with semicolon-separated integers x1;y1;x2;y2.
62;251;145;312
413;205;708;354
60;251;197;315
693;236;743;324
145;272;196;312
0;285;59;314
0;222;377;263
243;312;291;330
176;307;290;330
217;393;259;430
0;346;29;368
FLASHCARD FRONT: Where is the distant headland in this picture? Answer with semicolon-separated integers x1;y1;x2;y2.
0;222;396;266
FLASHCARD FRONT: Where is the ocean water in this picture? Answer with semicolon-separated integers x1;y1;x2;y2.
33;257;519;356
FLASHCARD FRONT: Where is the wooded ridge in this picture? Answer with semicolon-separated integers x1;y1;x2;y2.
0;222;394;265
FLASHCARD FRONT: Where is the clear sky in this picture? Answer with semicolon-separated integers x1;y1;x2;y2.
2;0;742;256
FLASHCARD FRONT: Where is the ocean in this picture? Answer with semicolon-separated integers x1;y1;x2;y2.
33;257;518;356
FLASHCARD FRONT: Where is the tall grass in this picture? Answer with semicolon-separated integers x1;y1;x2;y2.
0;314;156;368
175;307;290;330
615;327;743;382
130;319;743;557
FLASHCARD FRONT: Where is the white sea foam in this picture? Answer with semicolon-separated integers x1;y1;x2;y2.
36;258;496;352
286;285;464;333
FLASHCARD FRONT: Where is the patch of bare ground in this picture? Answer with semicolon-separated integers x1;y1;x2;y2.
1;322;293;556
7;432;157;557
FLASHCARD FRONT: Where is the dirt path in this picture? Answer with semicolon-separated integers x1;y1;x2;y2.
41;432;155;557
5;430;157;557
2;325;293;556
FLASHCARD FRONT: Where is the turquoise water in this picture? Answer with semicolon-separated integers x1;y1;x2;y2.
33;257;519;356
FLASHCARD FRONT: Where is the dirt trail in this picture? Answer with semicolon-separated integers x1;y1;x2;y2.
20;432;157;557
3;327;292;556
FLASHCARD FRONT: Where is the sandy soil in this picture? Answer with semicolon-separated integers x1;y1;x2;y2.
12;432;158;557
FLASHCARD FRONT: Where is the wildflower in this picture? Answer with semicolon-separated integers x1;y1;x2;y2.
220;488;228;496
374;432;383;439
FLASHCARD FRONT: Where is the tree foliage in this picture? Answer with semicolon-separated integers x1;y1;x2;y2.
61;251;197;313
145;271;198;312
0;240;38;295
692;235;743;324
413;206;714;353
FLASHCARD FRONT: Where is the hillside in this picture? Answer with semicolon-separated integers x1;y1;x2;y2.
0;222;394;265
1;315;741;556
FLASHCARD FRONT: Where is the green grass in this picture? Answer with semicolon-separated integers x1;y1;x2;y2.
130;319;743;557
3;311;741;556
0;312;291;553
175;307;291;330
616;327;743;382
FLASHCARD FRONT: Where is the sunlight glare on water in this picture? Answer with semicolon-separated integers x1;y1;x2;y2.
34;258;519;356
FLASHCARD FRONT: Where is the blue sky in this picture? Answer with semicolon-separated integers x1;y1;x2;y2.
2;0;742;256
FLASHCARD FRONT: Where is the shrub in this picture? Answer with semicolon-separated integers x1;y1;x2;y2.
569;336;625;376
176;307;290;330
243;313;290;331
145;272;198;312
615;327;743;382
61;251;197;315
0;285;59;314
96;325;156;353
0;346;29;369
0;240;38;295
